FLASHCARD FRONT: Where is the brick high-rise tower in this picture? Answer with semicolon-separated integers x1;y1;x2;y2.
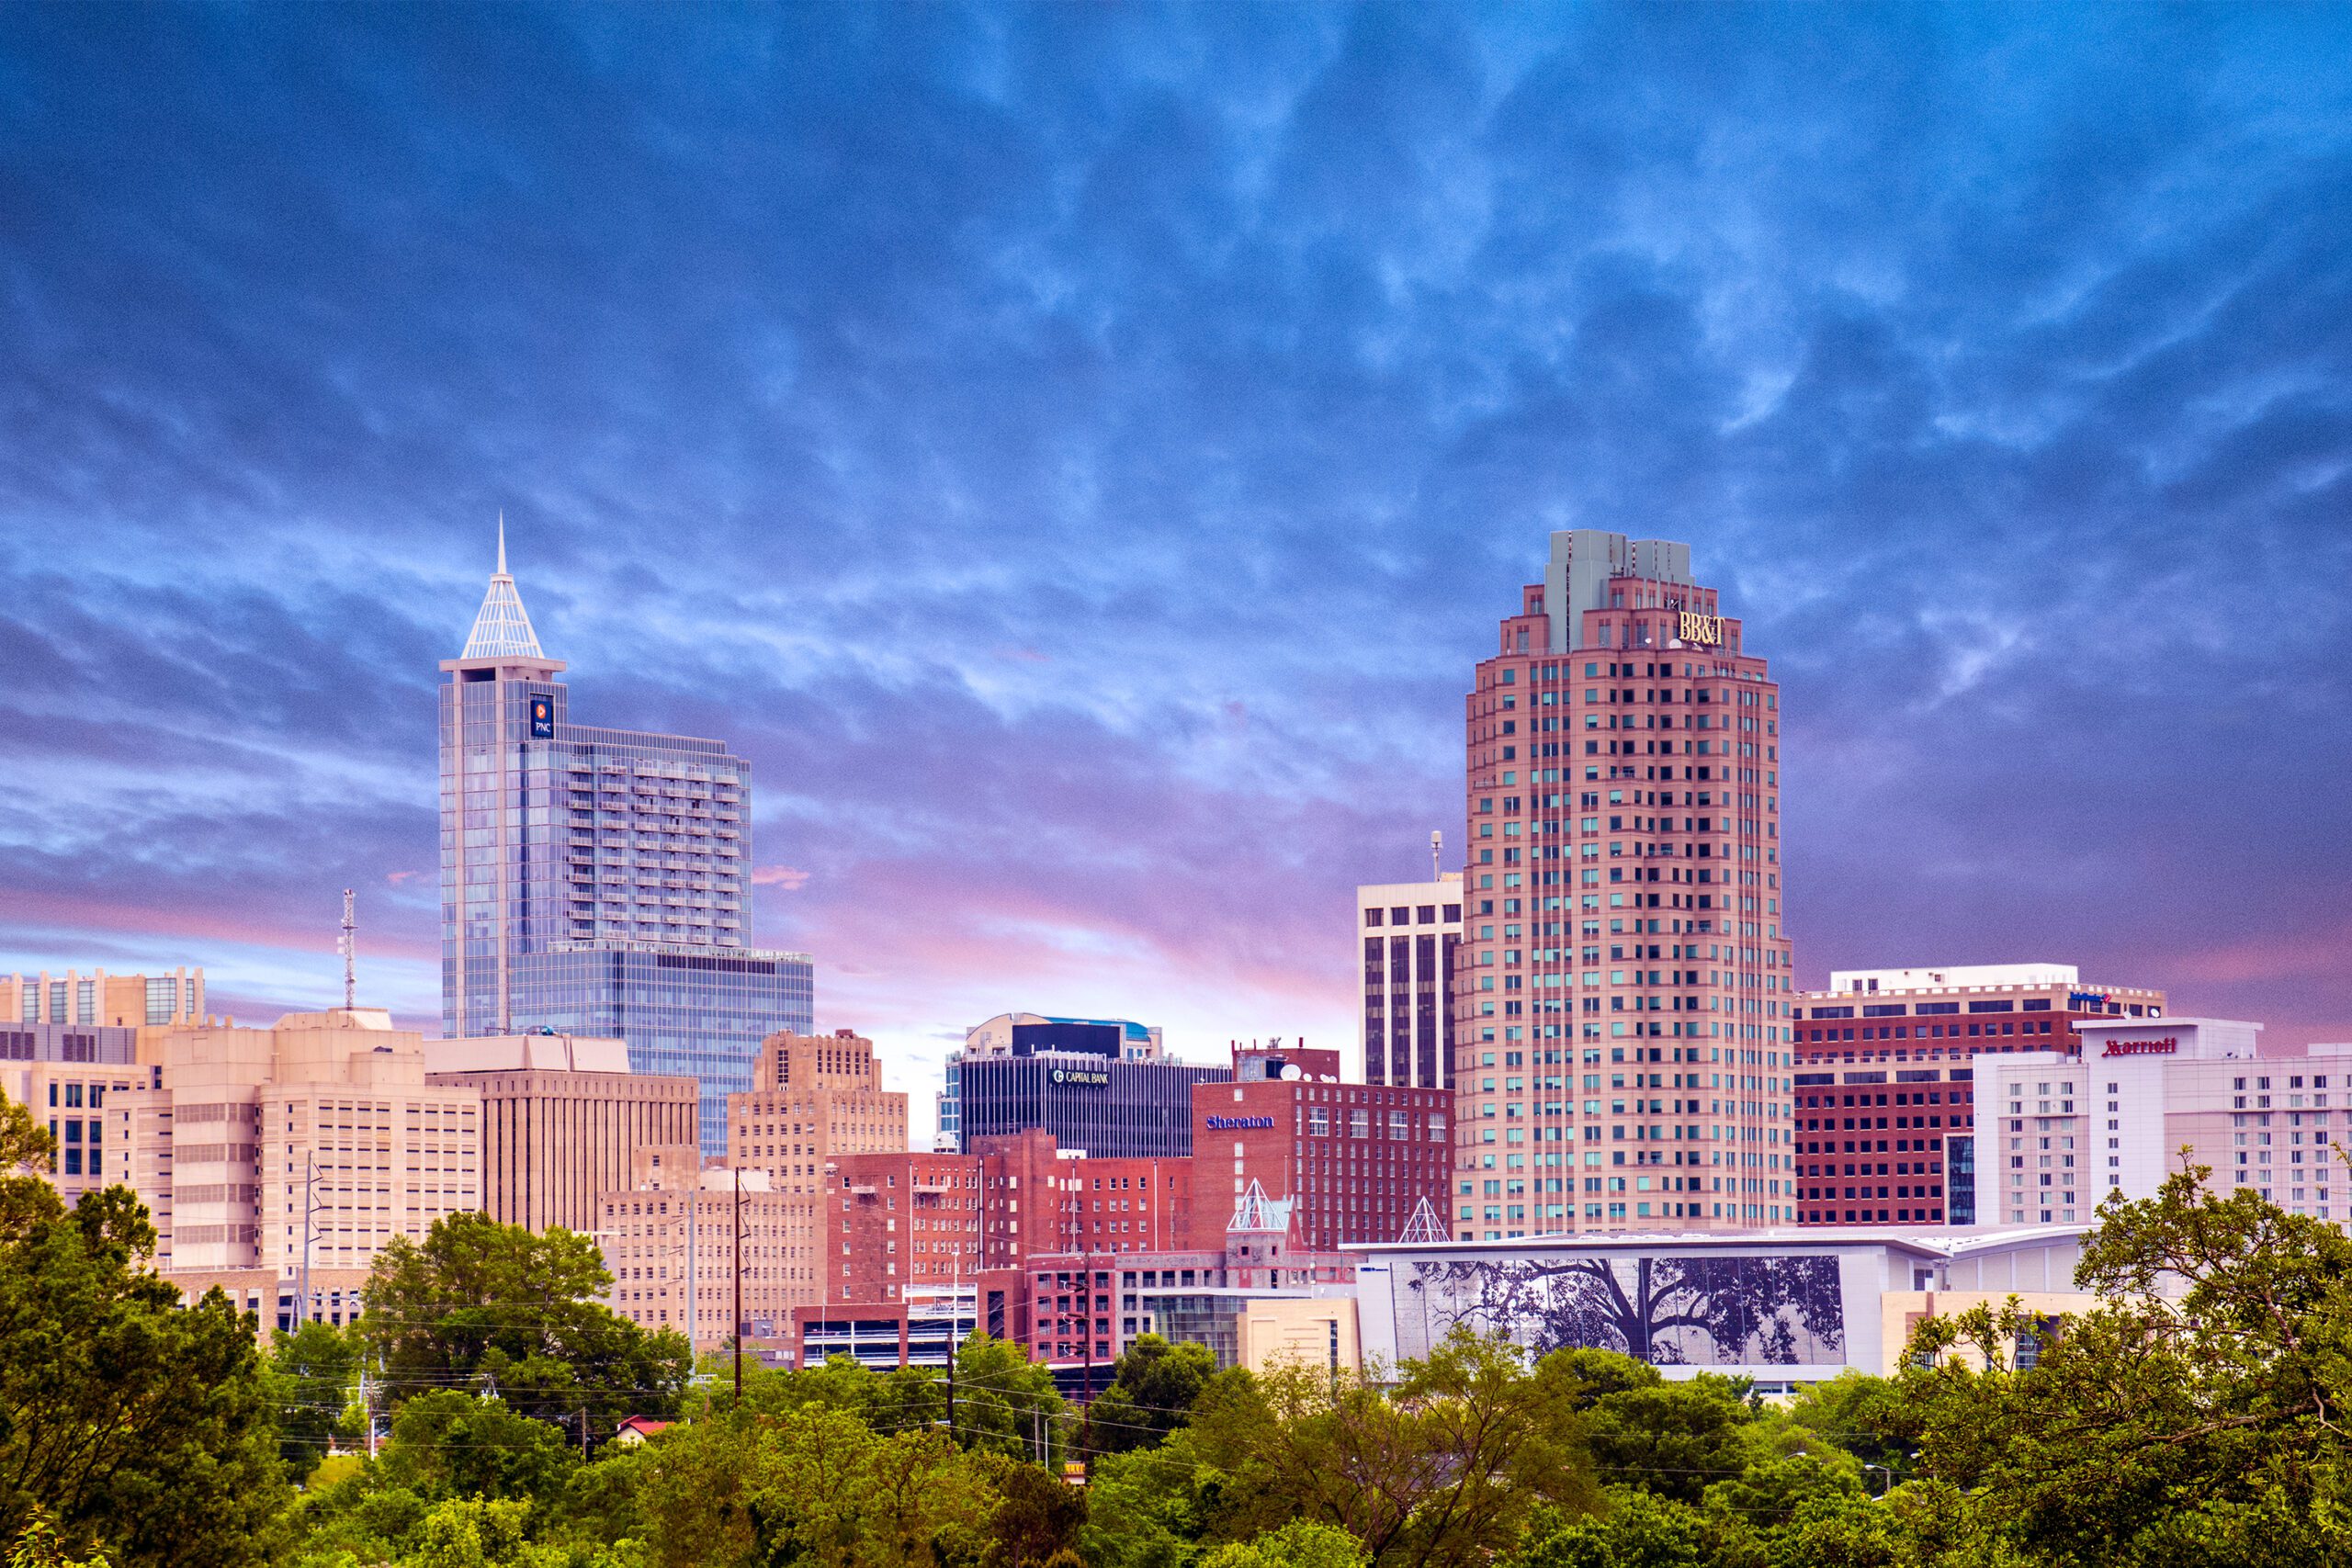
1453;529;1795;1242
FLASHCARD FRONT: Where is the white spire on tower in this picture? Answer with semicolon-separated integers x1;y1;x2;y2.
461;515;546;660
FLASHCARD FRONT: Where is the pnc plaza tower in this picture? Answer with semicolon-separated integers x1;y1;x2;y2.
439;528;812;1153
1453;528;1796;1241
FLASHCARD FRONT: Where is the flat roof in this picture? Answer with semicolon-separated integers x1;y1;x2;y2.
1344;1224;2088;1261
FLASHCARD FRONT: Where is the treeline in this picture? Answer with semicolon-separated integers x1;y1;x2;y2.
6;1094;2351;1568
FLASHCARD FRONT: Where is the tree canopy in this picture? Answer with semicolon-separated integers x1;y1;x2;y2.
0;1111;287;1568
1188;1326;1600;1568
359;1212;693;1437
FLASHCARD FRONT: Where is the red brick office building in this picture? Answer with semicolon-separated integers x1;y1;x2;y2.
1189;1045;1451;1251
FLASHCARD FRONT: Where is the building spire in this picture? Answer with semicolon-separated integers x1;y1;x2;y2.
461;516;546;660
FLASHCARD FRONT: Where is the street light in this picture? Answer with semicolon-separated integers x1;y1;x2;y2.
1862;1463;1894;1500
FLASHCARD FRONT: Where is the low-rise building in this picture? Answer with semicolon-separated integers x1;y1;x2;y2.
1351;1224;2107;1389
978;1181;1357;1379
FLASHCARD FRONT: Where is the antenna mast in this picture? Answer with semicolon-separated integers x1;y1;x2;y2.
1430;829;1442;882
339;888;356;1010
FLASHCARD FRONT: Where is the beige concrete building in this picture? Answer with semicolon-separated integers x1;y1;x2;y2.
1236;1295;1362;1376
0;1026;155;1205
121;1009;481;1298
728;1028;909;1195
597;1027;910;1354
2;966;205;1033
597;1148;821;1352
424;1032;698;1235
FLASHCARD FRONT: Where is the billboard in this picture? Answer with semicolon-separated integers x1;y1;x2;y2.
1388;1252;1846;1367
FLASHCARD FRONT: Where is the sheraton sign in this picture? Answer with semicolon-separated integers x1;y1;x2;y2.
2101;1037;2178;1058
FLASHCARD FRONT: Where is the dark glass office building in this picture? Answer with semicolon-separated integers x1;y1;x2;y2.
955;1055;1232;1159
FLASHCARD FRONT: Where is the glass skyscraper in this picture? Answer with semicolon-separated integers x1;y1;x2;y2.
439;529;813;1152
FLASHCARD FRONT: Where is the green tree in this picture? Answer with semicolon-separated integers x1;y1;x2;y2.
625;1402;1001;1568
1757;1490;1899;1568
1577;1373;1754;1506
1511;1493;1714;1568
1196;1520;1366;1568
1894;1162;2352;1565
1073;1429;1206;1568
273;1320;365;1475
379;1392;582;1504
973;1453;1084;1568
360;1212;691;1438
0;1164;287;1568
1703;1450;1865;1532
0;1100;62;1242
1541;1348;1667;1408
1087;1335;1216;1453
6;1508;111;1568
951;1334;1067;1464
1781;1372;1909;1476
1191;1326;1598;1568
400;1496;537;1568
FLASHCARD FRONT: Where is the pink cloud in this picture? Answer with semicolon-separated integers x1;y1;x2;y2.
752;864;811;890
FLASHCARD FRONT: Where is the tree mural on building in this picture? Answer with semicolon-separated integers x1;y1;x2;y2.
1403;1253;1846;1366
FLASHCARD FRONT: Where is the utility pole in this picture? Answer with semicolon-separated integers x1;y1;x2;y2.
298;1152;318;1329
1079;1248;1095;1486
732;1167;743;1404
944;1243;957;1444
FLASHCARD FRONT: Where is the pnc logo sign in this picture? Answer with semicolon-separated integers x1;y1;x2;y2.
1204;1114;1275;1131
2101;1037;2178;1058
1677;610;1724;647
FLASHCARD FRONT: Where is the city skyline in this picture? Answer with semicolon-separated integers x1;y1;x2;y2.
4;7;2350;1147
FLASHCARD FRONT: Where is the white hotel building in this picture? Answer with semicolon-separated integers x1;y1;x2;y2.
1971;1017;2352;1226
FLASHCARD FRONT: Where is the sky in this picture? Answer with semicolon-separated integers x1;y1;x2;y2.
2;5;2348;1143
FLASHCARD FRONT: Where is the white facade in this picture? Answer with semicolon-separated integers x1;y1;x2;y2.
1351;1224;2098;1387
1355;873;1462;1090
1971;1018;2350;1227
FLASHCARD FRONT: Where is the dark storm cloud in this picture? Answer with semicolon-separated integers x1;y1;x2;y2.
2;2;2348;1087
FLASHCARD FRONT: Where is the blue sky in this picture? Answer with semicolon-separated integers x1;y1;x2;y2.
3;5;2347;1135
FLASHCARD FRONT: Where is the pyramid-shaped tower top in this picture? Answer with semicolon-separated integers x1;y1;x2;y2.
461;514;547;660
1227;1178;1295;1236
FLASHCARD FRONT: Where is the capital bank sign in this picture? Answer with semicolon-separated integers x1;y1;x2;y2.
1049;1067;1110;1087
2101;1036;2178;1059
1204;1114;1275;1131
